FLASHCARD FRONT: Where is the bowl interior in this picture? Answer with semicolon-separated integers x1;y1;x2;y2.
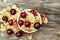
17;9;42;33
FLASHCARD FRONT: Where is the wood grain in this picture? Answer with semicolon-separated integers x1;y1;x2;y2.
0;0;60;40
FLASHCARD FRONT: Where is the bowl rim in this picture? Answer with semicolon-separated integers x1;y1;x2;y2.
17;9;42;33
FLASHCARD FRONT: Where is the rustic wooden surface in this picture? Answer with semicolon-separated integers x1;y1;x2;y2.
0;0;60;40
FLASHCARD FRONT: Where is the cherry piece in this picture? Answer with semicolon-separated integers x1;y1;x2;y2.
16;31;23;37
7;29;14;35
10;9;16;15
18;20;24;26
2;16;8;22
8;20;13;25
20;12;27;18
30;9;36;15
25;21;31;27
34;22;41;29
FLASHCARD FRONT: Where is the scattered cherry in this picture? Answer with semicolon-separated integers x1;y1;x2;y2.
16;31;23;37
8;20;13;25
30;9;36;15
7;29;14;35
34;22;41;29
10;9;16;15
25;21;31;27
18;20;24;26
2;16;8;22
20;12;27;18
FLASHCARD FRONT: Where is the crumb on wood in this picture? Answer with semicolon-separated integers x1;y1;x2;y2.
27;35;32;40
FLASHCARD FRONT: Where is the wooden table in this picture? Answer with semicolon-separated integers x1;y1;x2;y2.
0;0;60;40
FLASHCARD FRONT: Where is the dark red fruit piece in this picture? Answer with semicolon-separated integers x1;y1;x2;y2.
30;9;36;15
16;31;23;37
8;20;13;25
18;20;24;26
2;16;8;22
25;21;31;27
20;12;27;18
34;22;41;29
10;9;16;15
7;29;14;35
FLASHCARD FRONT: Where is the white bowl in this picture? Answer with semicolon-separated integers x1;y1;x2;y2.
17;9;42;33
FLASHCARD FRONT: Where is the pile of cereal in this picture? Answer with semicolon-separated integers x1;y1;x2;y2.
0;5;23;37
0;5;48;37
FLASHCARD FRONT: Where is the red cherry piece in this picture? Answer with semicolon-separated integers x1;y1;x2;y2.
34;22;41;29
8;20;13;25
10;9;16;15
40;13;46;18
16;31;23;37
2;16;8;22
30;9;36;15
18;20;24;26
13;19;17;24
25;21;31;27
20;12;27;18
7;29;14;35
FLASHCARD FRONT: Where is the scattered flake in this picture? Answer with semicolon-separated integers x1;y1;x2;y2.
0;8;7;15
0;15;3;22
20;8;23;11
11;25;20;33
9;12;18;20
0;15;3;18
27;35;32;40
3;22;11;29
2;8;7;13
12;5;17;9
6;24;11;29
12;5;19;11
0;11;4;15
13;28;19;33
16;8;20;12
0;24;7;32
5;12;11;18
6;6;11;11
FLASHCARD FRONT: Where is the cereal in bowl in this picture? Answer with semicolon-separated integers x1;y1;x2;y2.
17;9;42;33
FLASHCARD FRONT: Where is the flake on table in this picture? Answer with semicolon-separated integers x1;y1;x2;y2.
27;35;32;40
20;8;23;11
